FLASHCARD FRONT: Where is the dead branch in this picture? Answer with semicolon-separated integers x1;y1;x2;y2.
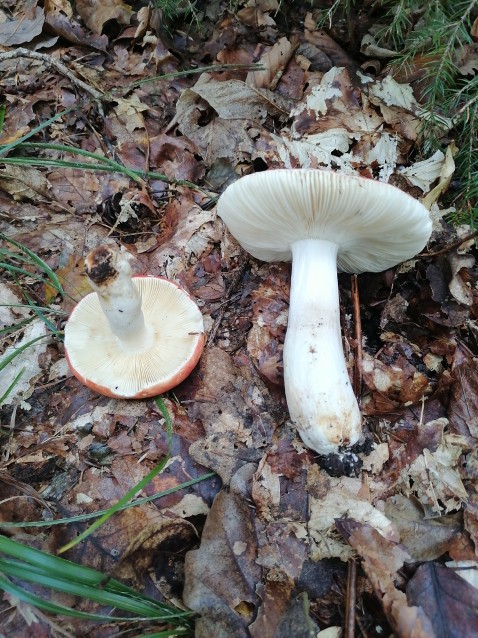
0;47;105;105
420;229;478;258
206;256;248;347
345;557;357;638
351;274;363;398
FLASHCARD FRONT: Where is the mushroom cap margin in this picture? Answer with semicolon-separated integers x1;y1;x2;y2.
64;276;205;399
217;169;432;272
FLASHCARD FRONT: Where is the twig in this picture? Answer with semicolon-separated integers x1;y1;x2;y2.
0;48;105;113
420;229;478;258
351;275;363;398
206;257;248;347
345;557;357;638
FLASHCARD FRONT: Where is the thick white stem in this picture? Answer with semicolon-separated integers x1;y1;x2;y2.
87;249;152;352
283;238;361;454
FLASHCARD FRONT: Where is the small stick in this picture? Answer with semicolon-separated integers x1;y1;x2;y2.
420;229;478;258
206;257;248;347
0;47;105;113
351;275;363;398
345;557;357;638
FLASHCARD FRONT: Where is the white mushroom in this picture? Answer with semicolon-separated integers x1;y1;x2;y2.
64;245;204;399
217;169;431;454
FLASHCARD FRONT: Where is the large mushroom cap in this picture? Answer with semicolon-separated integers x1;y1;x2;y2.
65;276;204;399
217;169;432;272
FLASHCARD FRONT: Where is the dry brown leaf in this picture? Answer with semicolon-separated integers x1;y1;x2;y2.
361;351;430;415
75;0;133;35
47;167;100;207
246;37;296;90
448;252;475;306
448;358;478;438
346;522;436;637
308;466;397;561
237;0;279;27
472;17;478;40
185;348;266;483
0;6;45;46
184;464;261;637
407;562;478;636
175;74;291;165
44;0;73;18
0;166;51;202
457;43;478;75
303;13;357;69
384;494;463;561
44;10;108;50
395;419;469;514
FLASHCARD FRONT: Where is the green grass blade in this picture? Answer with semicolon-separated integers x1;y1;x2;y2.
0;573;144;621
0;472;216;528
125;62;264;88
139;631;191;637
0;367;25;406
58;397;174;554
22;289;57;332
0;332;61;373
0;536;189;616
0;559;187;618
0;103;5;133
0;108;73;157
0;315;35;336
0;234;64;295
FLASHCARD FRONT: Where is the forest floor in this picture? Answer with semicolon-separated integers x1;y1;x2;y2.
1;1;478;637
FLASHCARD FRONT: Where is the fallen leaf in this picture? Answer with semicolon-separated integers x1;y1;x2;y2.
407;562;478;636
246;37;296;90
76;0;133;35
448;357;478;438
448;252;475;306
0;166;51;202
445;560;478;590
0;318;50;408
308;466;397;561
184;464;261;637
176;74;291;165
384;494;463;561
345;522;436;637
421;143;457;209
395;420;469;514
0;6;45;46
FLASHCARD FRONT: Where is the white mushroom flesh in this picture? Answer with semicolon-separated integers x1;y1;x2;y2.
285;238;361;453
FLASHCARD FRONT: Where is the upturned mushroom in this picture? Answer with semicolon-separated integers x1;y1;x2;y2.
217;169;431;455
64;245;204;399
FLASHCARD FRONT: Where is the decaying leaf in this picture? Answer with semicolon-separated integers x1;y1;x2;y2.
308;465;397;561
395;419;469;514
384;494;463;561
176;74;291;165
0;318;50;407
246;37;296;90
0;6;45;45
421;143;457;210
346;522;436;637
184;464;261;638
75;0;133;34
0;166;51;202
407;562;478;636
398;150;446;192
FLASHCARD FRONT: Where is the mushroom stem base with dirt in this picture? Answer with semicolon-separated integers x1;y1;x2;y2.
284;238;361;455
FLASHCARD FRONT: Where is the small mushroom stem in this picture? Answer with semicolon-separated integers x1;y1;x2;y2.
284;238;361;454
85;246;151;352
